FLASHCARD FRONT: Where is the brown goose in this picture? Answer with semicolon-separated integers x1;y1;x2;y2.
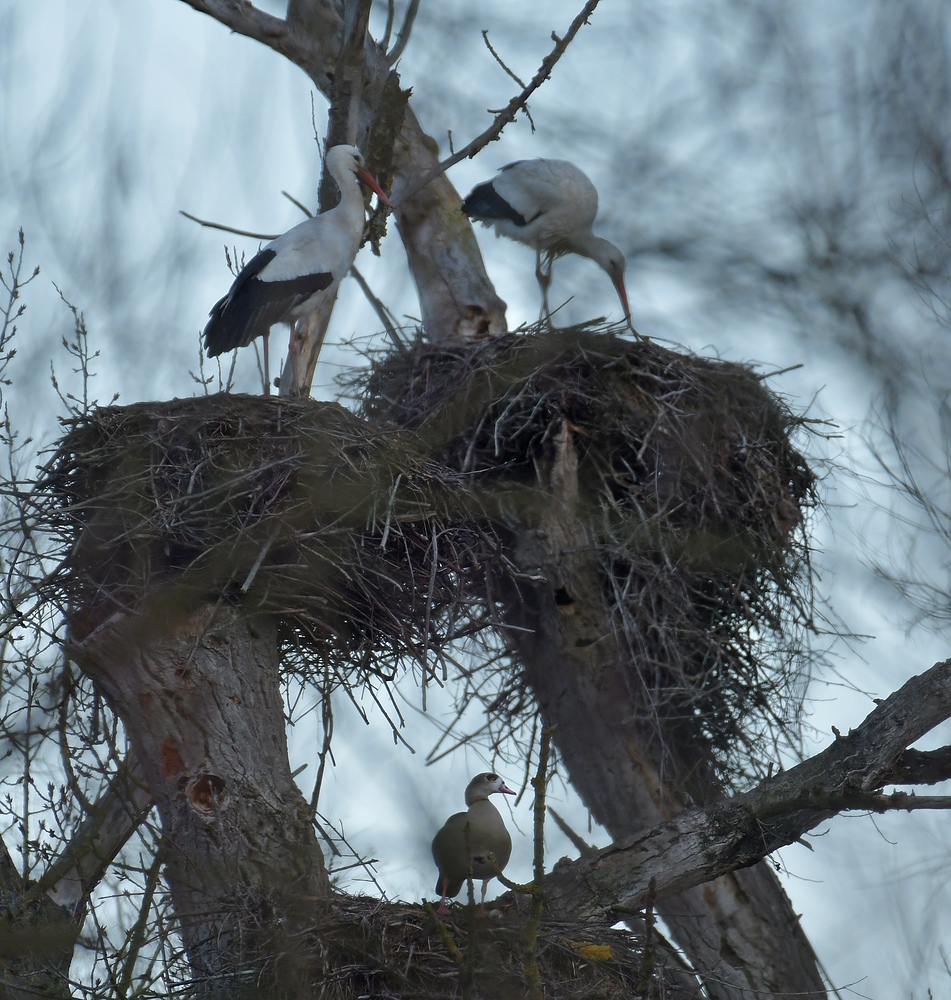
431;772;516;914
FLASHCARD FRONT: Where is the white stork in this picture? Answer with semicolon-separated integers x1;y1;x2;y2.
462;158;632;327
203;144;390;359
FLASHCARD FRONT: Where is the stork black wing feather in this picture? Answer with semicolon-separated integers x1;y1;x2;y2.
203;250;334;357
461;182;527;227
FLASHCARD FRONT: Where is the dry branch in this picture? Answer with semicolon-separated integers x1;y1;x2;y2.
178;0;507;341
540;656;951;921
391;0;604;207
37;754;153;916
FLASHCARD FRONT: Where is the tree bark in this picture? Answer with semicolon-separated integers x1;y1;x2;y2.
71;602;328;998
496;421;826;1000
0;837;73;1000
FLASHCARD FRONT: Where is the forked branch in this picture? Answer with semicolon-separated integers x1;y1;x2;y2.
542;656;951;921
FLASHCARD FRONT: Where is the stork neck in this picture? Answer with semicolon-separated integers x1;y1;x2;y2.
572;233;620;269
323;163;368;226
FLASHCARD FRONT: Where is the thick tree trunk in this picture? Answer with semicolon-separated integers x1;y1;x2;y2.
72;602;328;998
0;837;73;1000
497;422;826;1000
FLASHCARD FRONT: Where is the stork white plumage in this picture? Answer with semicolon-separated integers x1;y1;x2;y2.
462;158;632;328
203;144;390;362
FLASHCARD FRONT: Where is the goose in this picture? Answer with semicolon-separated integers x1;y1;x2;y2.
431;772;515;915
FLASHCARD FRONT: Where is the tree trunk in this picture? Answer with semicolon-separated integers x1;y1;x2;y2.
71;602;328;998
0;837;73;1000
284;0;509;342
497;421;826;1000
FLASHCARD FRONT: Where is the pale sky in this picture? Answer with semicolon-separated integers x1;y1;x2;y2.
3;2;950;996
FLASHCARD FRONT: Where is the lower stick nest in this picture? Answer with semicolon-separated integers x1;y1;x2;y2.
318;895;673;999
43;393;490;690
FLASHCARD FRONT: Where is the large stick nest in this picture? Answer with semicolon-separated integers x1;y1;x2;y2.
313;895;679;999
352;326;819;784
39;324;819;784
41;394;492;689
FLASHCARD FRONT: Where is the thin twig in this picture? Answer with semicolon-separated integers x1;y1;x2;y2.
391;0;603;208
349;265;408;352
481;30;527;88
179;210;278;242
523;726;552;1000
281;190;314;218
386;0;420;66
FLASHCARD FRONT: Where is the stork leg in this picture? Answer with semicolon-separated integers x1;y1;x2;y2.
287;320;300;391
262;330;270;396
535;251;554;326
479;878;489;917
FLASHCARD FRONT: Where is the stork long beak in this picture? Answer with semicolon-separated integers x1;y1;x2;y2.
356;166;393;208
612;273;632;328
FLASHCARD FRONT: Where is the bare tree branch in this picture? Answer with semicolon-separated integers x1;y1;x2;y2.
179;209;279;242
385;0;420;67
542;656;951;921
391;0;604;208
37;755;154;918
178;0;320;71
882;745;951;785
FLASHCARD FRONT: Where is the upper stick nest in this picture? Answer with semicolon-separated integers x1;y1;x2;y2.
352;325;819;785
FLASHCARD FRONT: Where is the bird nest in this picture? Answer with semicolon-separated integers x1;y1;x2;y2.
41;393;493;690
38;324;820;785
351;325;820;785
307;894;679;999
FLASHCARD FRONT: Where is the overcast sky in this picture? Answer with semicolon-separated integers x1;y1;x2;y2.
3;2;951;996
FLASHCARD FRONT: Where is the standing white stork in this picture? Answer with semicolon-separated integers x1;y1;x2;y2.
203;144;390;362
462;158;632;328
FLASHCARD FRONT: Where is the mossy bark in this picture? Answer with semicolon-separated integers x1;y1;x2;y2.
72;603;329;998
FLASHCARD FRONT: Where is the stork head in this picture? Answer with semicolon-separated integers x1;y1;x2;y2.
326;144;392;207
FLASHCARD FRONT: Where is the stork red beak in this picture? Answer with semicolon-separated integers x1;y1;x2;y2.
357;166;392;208
498;782;516;795
612;273;632;327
